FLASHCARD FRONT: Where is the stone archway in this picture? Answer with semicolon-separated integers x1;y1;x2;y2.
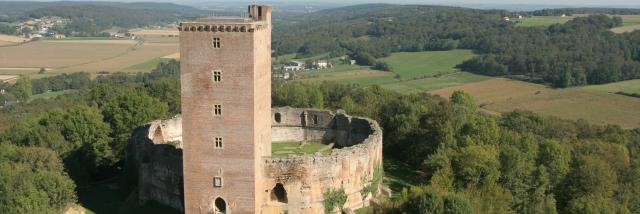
214;197;226;214
270;183;288;203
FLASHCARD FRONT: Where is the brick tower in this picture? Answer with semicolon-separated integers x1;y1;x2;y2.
180;5;272;214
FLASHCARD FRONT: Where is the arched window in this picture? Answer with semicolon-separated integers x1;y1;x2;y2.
270;183;288;203
214;197;226;213
274;113;282;123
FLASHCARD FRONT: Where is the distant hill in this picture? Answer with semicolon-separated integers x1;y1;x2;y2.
273;4;640;88
530;8;640;16
0;1;206;21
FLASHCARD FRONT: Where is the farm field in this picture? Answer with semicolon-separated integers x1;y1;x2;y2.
0;37;178;76
429;78;640;129
612;15;640;33
0;34;29;44
516;16;572;27
583;79;640;94
296;50;484;91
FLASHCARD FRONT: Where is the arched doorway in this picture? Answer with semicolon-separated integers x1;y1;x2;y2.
214;197;226;214
270;183;288;203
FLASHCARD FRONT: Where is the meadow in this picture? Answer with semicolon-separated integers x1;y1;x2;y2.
297;50;484;92
515;16;572;27
584;79;640;94
429;78;640;129
612;15;640;33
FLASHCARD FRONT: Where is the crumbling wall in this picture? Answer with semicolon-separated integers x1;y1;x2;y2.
126;117;184;212
263;108;383;214
126;108;382;214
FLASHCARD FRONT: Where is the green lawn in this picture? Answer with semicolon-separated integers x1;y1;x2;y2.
28;89;76;102
78;183;179;214
379;50;475;81
271;141;332;157
583;79;640;94
515;16;572;27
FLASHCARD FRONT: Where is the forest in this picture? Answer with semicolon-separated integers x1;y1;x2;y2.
273;4;640;87
1;60;638;213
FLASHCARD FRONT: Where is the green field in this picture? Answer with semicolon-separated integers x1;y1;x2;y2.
583;79;640;94
27;89;76;102
516;16;572;27
296;50;485;93
379;50;475;80
271;141;332;157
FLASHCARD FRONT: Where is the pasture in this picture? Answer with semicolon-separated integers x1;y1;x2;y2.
296;50;484;91
515;16;572;27
583;79;640;94
612;15;640;33
0;37;178;77
429;78;640;129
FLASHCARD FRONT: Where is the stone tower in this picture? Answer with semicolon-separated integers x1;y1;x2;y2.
179;5;272;214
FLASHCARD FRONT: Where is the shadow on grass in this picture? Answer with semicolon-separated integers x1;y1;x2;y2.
383;158;419;200
78;183;180;214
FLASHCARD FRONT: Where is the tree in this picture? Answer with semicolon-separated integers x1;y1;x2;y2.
0;144;76;213
452;145;501;188
12;76;32;102
405;190;444;214
443;194;474;214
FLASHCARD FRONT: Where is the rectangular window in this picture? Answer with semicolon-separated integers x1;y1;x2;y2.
213;176;223;187
214;104;222;116
212;38;221;49
214;137;223;149
213;70;221;82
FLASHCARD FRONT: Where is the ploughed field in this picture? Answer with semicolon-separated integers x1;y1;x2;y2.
0;34;178;77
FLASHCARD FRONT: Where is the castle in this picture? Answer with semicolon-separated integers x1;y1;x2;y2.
126;5;383;214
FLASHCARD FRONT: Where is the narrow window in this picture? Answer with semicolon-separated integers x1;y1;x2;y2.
213;177;223;187
212;70;222;82
214;105;222;116
274;113;282;123
312;115;319;125
214;137;223;149
212;37;221;48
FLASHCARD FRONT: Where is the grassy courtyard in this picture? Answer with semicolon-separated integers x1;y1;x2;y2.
271;141;332;157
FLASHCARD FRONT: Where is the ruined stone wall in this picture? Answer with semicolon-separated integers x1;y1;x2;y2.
126;117;184;212
126;108;383;214
263;108;383;214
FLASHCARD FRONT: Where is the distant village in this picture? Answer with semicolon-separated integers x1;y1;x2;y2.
272;56;357;80
14;16;136;40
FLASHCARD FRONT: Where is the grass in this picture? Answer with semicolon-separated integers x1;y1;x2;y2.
125;58;171;71
429;78;640;129
27;89;76;102
515;16;572;27
271;141;332;157
78;183;179;214
378;50;475;81
380;72;490;93
612;15;640;33
296;50;487;93
583;79;640;94
383;159;418;200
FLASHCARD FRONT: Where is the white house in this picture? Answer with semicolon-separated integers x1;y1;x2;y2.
283;61;305;71
314;60;330;69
